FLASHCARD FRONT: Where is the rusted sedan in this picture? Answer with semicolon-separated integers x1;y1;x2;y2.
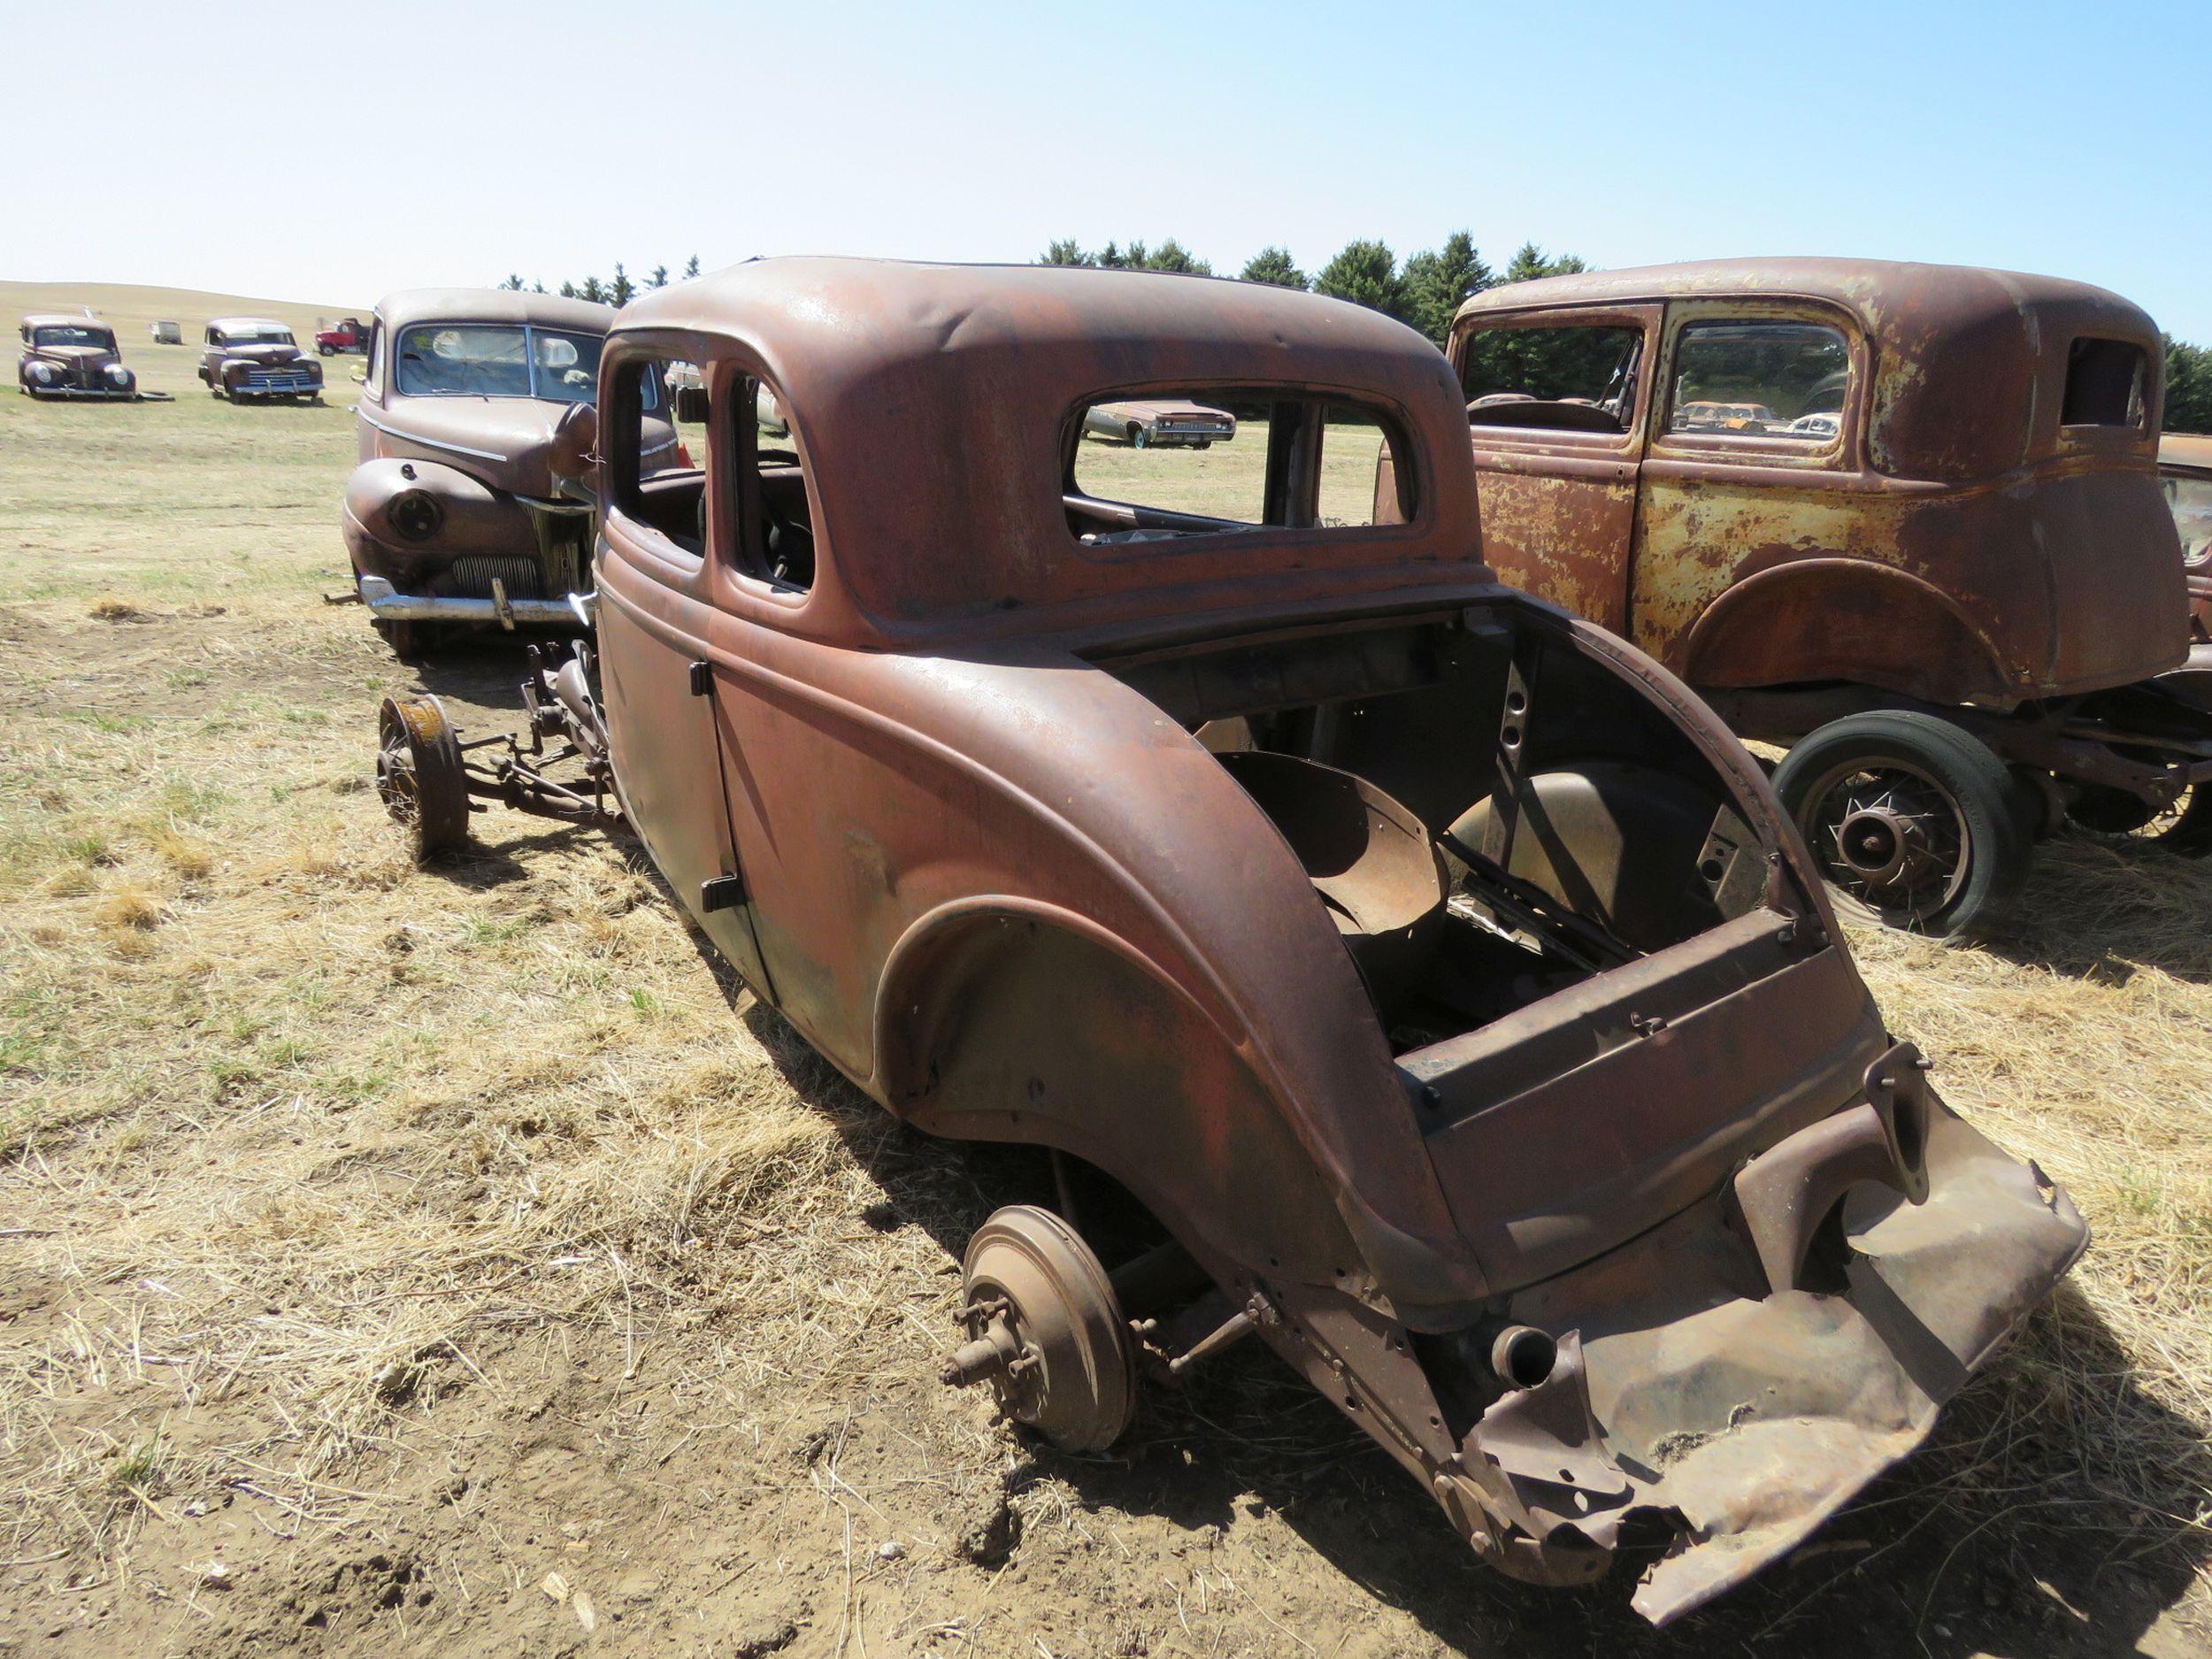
17;313;138;399
1446;258;2212;926
343;288;680;657
2164;432;2212;642
371;259;2085;1624
197;317;324;403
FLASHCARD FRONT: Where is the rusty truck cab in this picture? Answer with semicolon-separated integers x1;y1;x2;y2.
1449;259;2210;930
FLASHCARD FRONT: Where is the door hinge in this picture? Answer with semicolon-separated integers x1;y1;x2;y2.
688;659;712;696
699;873;746;913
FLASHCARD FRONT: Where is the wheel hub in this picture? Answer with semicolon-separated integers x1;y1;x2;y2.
940;1205;1135;1453
1834;803;1932;889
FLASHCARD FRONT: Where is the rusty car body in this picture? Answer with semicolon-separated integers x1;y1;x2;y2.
371;259;2085;1624
18;313;138;399
197;316;323;403
1445;258;2212;924
342;288;677;657
2163;432;2212;641
1081;396;1236;448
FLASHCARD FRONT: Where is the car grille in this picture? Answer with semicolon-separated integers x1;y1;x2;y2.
242;367;315;391
444;557;545;601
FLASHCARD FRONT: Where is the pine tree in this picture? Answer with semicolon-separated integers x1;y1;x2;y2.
1401;232;1493;345
1313;240;1406;321
682;255;702;280
2168;335;2212;434
558;280;577;299
578;276;608;304
1239;247;1308;290
649;265;669;288
499;273;526;292
1040;239;1095;266
610;263;635;307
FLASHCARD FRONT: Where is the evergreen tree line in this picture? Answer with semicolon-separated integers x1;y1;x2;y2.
2169;337;2212;436
495;256;704;305
1038;232;1586;347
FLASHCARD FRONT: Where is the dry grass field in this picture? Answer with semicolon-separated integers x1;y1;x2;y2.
3;280;2211;1658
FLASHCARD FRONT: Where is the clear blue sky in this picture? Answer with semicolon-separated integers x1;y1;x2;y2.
12;0;2210;340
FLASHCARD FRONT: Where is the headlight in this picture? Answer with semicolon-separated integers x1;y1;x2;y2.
105;364;131;383
29;361;54;383
388;489;442;542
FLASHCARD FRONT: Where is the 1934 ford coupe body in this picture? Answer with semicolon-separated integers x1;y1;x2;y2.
342;288;678;657
378;259;2084;1623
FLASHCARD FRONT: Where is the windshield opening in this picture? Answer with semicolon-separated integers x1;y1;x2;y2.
33;325;112;349
226;326;295;346
392;323;622;405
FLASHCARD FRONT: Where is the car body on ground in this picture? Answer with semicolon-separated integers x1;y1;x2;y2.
1081;396;1235;448
2162;431;2212;642
342;288;674;656
373;258;2085;1624
196;317;323;403
17;313;137;400
316;316;370;356
1443;257;2212;929
149;319;183;345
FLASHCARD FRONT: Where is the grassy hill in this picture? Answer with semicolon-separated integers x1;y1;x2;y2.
3;279;365;351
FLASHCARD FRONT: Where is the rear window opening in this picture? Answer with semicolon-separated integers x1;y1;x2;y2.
1096;605;1801;1054
1065;390;1414;546
2062;337;2147;428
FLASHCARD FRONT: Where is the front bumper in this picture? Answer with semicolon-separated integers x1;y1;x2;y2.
27;384;138;399
357;573;588;629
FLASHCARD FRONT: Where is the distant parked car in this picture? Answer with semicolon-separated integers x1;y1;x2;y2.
316;317;371;356
2163;432;2212;642
343;288;674;657
1082;397;1235;449
17;314;138;400
1785;410;1843;440
149;320;183;345
197;318;324;403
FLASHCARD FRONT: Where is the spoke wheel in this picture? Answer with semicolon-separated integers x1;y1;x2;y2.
941;1205;1135;1453
1772;711;2028;937
376;695;470;859
2071;782;2212;855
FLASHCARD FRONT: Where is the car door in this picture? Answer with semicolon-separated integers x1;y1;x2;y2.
591;344;773;996
1450;305;1657;634
1630;301;1863;673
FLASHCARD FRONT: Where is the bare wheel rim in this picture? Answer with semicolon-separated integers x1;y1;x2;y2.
1794;755;1972;928
376;703;421;825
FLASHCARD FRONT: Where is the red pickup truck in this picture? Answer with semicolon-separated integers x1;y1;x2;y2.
315;317;369;357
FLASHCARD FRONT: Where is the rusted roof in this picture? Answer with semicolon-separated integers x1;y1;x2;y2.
613;257;1482;640
375;288;614;336
207;316;292;334
21;312;111;331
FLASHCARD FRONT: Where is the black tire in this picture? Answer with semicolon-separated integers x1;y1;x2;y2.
376;695;470;858
1772;710;2029;936
373;617;446;661
319;344;335;357
2070;781;2212;854
1128;425;1148;449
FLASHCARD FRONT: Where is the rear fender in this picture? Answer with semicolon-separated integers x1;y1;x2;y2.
873;900;1368;1290
1682;559;2011;704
